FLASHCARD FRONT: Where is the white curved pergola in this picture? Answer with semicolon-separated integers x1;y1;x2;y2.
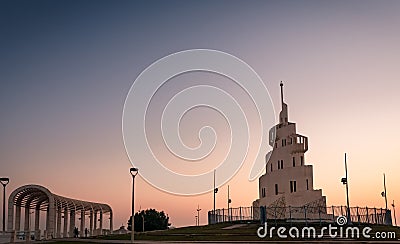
7;184;113;239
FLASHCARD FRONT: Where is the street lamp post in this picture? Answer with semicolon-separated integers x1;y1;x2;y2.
196;205;201;226
142;212;144;232
392;200;397;226
213;170;218;224
0;177;10;233
130;168;138;243
227;185;231;222
340;153;351;223
381;173;388;210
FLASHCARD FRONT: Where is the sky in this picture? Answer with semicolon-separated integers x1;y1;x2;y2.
1;0;400;228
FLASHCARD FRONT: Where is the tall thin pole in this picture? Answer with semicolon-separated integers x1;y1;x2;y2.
392;200;397;226
130;168;138;243
131;176;135;242
227;185;230;222
213;169;216;223
196;205;201;226
383;173;388;210
2;184;5;232
344;153;351;222
0;178;9;233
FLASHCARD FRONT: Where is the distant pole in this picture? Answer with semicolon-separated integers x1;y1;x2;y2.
130;168;139;243
213;170;216;223
392;200;397;226
213;170;218;223
196;205;201;226
383;173;388;210
142;213;144;232
227;185;230;222
344;153;351;222
0;177;10;233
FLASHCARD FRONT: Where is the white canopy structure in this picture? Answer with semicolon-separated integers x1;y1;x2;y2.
7;184;113;240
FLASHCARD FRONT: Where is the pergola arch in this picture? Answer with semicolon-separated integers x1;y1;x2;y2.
7;184;113;240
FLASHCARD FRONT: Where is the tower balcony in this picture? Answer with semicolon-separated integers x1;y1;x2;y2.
291;134;308;153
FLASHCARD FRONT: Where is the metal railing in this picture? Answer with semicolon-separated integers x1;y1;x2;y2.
208;206;392;225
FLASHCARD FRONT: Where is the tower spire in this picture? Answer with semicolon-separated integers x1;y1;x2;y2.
279;81;288;124
280;81;284;108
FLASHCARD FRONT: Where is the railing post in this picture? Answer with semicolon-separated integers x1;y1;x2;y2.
356;207;360;224
304;206;307;226
240;207;242;221
332;206;335;221
319;206;322;226
366;207;369;224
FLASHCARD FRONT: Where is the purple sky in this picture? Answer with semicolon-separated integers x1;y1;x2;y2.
1;0;400;228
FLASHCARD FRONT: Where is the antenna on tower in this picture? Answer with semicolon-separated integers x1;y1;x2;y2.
280;81;284;106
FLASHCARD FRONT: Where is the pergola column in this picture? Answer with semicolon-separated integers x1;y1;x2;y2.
47;200;55;239
69;210;75;237
63;208;68;237
99;211;103;235
7;200;14;233
80;210;85;237
56;207;62;238
93;211;97;233
24;206;30;238
15;206;21;231
89;211;93;236
109;211;113;234
34;207;40;239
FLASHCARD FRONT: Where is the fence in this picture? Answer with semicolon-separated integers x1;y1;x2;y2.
208;206;392;225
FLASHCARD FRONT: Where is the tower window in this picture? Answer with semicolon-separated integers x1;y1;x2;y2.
301;156;304;166
262;188;266;198
270;163;273;172
278;160;283;169
290;181;297;193
292;157;295;167
275;184;278;195
306;179;309;190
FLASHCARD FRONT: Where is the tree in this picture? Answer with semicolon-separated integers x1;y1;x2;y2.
127;208;170;232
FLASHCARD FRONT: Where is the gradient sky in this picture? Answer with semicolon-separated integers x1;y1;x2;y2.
1;0;400;228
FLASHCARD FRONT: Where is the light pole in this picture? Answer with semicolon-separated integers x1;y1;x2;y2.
0;177;10;233
142;212;144;232
130;168;138;243
196;205;201;226
213;170;218;224
227;185;231;222
340;153;351;223
381;173;388;210
392;200;397;226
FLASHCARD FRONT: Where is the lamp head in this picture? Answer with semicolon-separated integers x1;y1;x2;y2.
0;177;9;186
130;167;139;176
